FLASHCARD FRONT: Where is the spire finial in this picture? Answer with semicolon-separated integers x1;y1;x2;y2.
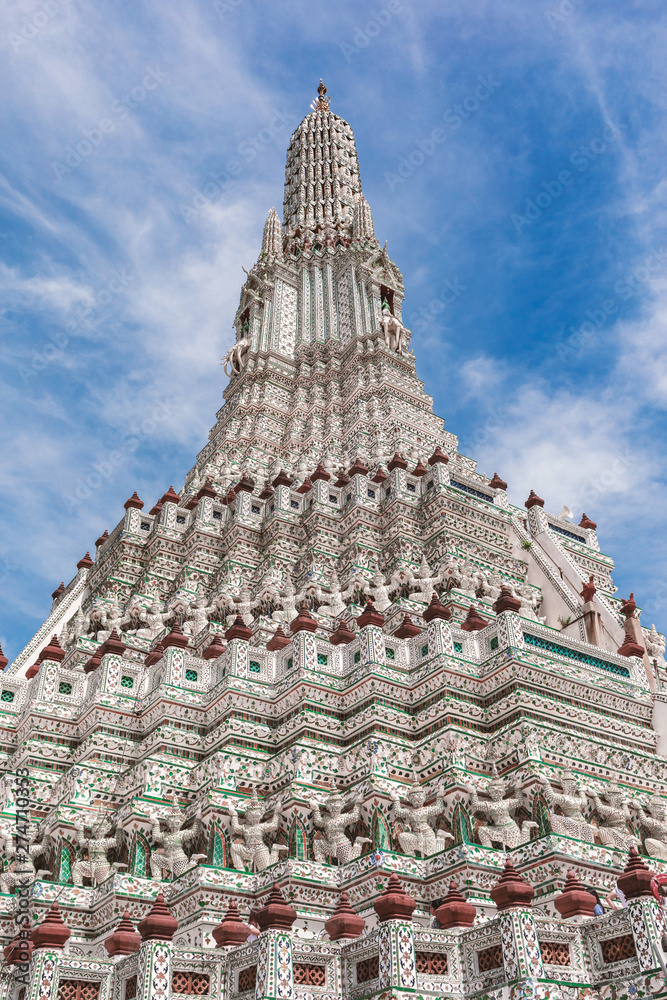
315;79;330;112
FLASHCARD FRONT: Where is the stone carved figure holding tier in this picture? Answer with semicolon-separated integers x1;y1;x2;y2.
363;571;395;613
587;782;640;851
310;784;370;864
149;795;205;880
409;556;441;606
0;821;51;892
390;774;452;857
315;571;355;620
466;765;538;849
632;797;667;861
72;811;123;886
538;770;595;842
227;787;287;872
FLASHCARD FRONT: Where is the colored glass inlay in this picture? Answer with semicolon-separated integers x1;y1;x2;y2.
523;633;630;678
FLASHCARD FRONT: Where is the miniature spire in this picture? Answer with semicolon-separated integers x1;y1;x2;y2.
225;614;252;641
435;881;476;928
42;634;65;663
554;871;596;919
266;626;291;651
325;891;365;940
212;900;251;948
423;592;451;622
31;901;71;950
490;859;534;911
524;490;544;509
137;893;179;941
617;845;653;899
352;195;375;240
104;911;141;956
374;873;417;922
261;207;283;261
124;491;144;510
393;614;421;638
460;606;488;632
203;634;227;660
256;882;297;931
330;618;355;645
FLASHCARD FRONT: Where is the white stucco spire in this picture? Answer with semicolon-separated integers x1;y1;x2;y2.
352;194;375;241
282;80;363;238
261;207;283;261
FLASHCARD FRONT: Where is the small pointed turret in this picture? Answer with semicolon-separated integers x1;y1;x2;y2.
203;635;227;660
352;195;375;241
393;614;421;638
104;911;142;956
212;899;251;948
256;882;296;931
31;901;71;950
42;634;65;663
138;893;178;942
374;873;416;922
163;621;191;649
325;891;365;940
266;626;291;650
261;207;283;261
435;881;476;928
490;859;534;911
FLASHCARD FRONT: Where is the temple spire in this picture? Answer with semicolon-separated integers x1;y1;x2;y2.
283;85;363;238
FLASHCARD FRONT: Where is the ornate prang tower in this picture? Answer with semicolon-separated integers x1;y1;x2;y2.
2;81;667;1000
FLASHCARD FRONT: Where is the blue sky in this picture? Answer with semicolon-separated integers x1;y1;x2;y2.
2;0;666;662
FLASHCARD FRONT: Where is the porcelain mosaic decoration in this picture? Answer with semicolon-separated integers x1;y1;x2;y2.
3;80;667;1000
